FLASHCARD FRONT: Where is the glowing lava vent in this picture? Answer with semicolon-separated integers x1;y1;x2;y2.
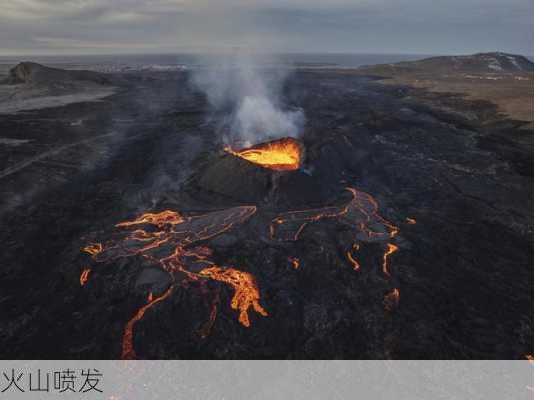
225;137;302;171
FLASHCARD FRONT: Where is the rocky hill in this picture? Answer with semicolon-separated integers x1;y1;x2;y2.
0;62;117;114
361;52;534;75
357;52;534;130
6;62;111;86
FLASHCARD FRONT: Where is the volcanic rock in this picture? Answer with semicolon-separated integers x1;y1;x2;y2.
7;62;111;86
360;52;534;74
3;64;533;360
0;62;117;114
194;152;272;203
188;150;339;207
135;268;172;295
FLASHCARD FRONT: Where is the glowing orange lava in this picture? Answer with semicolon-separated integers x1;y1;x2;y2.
82;243;103;256
225;137;302;171
82;206;265;359
346;246;361;271
79;268;91;286
288;257;300;270
271;187;400;279
199;266;268;327
384;288;400;312
382;243;399;278
82;184;408;358
122;286;174;360
116;210;184;228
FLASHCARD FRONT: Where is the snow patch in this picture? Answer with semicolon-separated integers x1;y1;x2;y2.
487;57;503;71
506;56;523;71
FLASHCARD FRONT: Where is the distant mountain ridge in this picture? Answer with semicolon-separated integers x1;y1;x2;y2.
6;62;111;86
0;62;116;114
361;52;534;74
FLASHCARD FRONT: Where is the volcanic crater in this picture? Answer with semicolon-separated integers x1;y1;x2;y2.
188;136;340;207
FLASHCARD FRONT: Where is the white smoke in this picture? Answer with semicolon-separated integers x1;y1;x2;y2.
233;96;304;145
192;52;304;147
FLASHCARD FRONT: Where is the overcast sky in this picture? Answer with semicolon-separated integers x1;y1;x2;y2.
0;0;533;56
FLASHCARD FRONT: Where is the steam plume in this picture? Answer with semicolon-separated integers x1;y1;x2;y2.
192;52;304;146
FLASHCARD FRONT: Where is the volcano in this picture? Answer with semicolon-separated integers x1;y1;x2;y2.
225;137;303;171
3;62;533;361
188;137;338;206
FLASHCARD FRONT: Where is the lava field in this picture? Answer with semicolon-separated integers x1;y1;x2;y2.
0;69;533;359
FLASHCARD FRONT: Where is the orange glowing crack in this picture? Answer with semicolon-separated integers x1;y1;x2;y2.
83;243;103;257
88;206;256;265
199;266;268;327
116;210;184;228
382;244;399;278
346;251;361;271
346;244;361;271
270;188;399;243
122;286;174;360
83;205;262;358
288;257;300;270
225;137;302;171
80;268;91;286
84;185;406;358
271;187;400;278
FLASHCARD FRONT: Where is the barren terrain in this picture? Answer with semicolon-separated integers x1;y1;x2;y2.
0;64;533;359
358;53;534;130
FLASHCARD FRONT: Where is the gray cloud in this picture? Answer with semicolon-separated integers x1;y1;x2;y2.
0;0;533;55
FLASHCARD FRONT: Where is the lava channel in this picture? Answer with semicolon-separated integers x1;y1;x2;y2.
82;206;267;359
270;187;400;278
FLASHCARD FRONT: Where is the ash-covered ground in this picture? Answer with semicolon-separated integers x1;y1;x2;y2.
0;66;533;359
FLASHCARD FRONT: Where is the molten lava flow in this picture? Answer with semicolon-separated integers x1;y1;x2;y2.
80;268;91;286
199;267;268;328
271;187;400;278
346;244;361;271
384;288;400;312
83;243;103;256
85;207;257;265
116;210;184;228
225;137;302;171
82;205;266;358
288;257;300;270
122;286;174;360
382;244;399;278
